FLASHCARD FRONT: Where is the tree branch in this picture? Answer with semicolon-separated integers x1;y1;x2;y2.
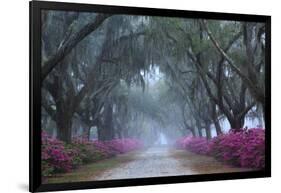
238;102;255;118
42;99;56;121
41;14;112;81
200;20;257;93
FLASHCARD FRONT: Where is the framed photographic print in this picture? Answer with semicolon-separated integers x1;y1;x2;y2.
30;0;271;192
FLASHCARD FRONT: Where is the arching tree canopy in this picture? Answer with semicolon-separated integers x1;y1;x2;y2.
41;11;266;144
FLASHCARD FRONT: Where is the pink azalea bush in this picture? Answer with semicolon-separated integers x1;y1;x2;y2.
208;128;265;168
70;138;108;163
42;131;143;177
186;137;210;155
239;129;265;168
42;131;73;176
105;138;143;153
175;128;265;169
175;136;192;149
175;136;209;155
92;140;119;158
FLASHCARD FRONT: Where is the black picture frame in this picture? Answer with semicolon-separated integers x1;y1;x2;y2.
29;1;271;192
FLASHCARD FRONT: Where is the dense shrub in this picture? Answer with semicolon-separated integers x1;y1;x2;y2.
175;128;265;169
175;136;209;155
239;129;265;168
70;138;105;163
92;140;119;158
42;131;143;177
208;128;265;168
186;137;210;155
106;138;143;154
175;136;192;149
42;131;73;176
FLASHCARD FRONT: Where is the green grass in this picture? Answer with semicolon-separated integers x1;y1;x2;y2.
44;152;137;184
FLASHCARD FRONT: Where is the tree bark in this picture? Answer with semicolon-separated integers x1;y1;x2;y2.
211;103;222;136
190;129;196;137
116;129;123;139
229;117;245;130
99;102;115;141
198;127;203;137
87;126;91;141
122;128;129;138
56;111;73;143
213;118;222;136
205;124;212;140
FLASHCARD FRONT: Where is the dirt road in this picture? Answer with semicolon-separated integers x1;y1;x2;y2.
94;147;253;180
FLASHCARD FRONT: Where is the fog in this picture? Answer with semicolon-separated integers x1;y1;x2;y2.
41;11;265;146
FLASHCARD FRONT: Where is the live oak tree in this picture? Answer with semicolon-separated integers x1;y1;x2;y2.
42;13;150;142
201;20;265;116
41;12;266;143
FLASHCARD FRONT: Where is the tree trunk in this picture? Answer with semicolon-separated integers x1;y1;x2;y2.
87;126;91;141
57;113;73;143
97;126;102;140
195;119;202;137
183;122;196;137
116;129;123;139
122;128;129;138
213;119;222;136
211;103;222;136
229;117;245;130
205;125;212;140
262;104;266;127
99;127;114;141
99;103;115;141
190;128;196;137
41;14;111;81
198;128;203;137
